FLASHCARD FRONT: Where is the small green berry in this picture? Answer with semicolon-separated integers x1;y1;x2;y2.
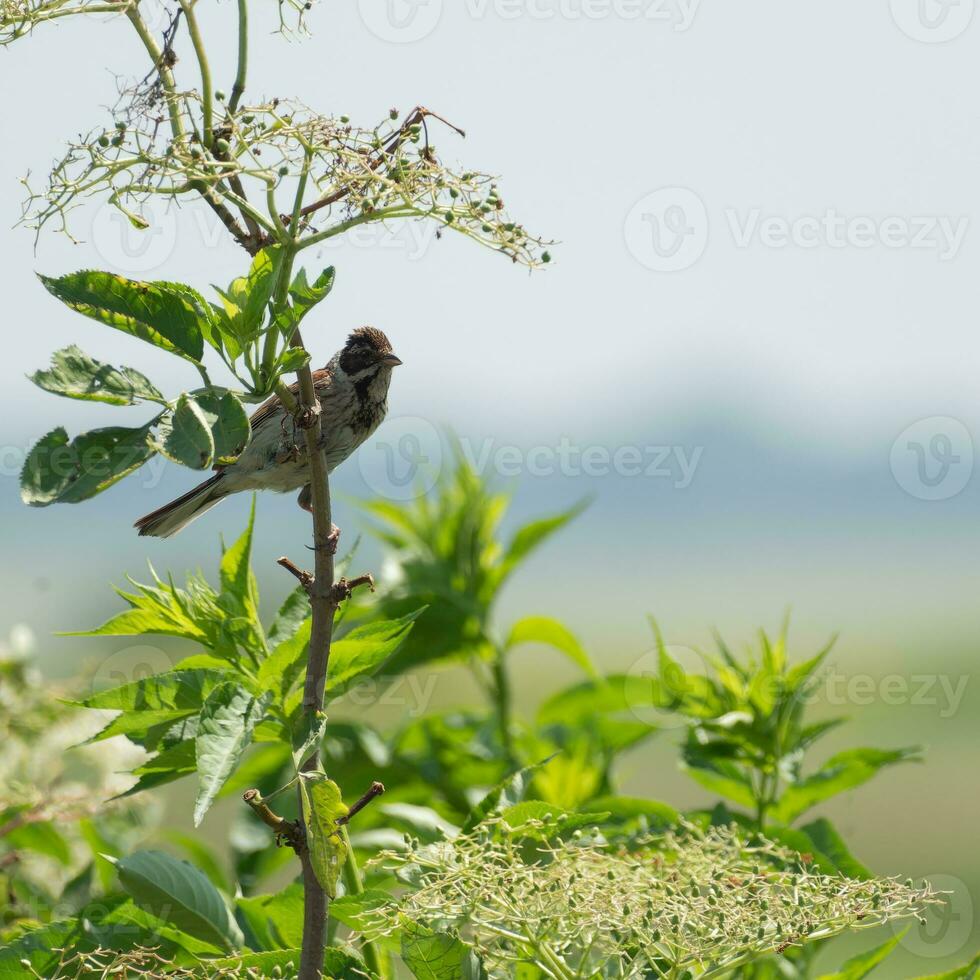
215;89;226;101
340;114;350;124
115;120;126;131
542;251;552;263
278;165;289;177
97;135;110;148
214;138;230;154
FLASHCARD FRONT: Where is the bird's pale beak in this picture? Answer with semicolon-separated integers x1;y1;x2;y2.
381;353;403;367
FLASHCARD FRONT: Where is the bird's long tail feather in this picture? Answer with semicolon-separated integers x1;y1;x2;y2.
134;474;227;538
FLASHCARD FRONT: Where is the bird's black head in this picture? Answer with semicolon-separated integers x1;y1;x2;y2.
338;326;402;377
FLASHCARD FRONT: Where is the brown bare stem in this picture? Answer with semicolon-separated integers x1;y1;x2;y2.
336;781;385;826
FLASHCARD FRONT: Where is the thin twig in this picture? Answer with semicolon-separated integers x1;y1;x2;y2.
336;781;385;826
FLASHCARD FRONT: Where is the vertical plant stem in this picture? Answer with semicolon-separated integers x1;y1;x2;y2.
265;241;336;980
339;826;386;978
229;0;248;112
178;0;215;146
125;8;185;141
492;644;517;767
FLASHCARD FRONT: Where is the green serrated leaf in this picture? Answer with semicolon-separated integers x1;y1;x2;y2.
235;883;305;951
30;345;164;406
505;615;596;678
78;668;229;712
401;924;484;980
194;683;272;826
194;389;251;463
158;393;215;469
817;931;906;980
325;608;426;701
21;424;156;506
114;849;243;950
298;774;349;897
39;270;206;362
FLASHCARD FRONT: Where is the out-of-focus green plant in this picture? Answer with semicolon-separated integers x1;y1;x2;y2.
354;452;661;811
0;632;157;942
643;621;919;832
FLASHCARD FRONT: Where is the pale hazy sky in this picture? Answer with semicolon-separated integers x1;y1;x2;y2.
1;0;978;658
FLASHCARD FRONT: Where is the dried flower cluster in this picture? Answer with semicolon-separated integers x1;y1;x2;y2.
22;94;549;266
368;818;939;979
18;947;302;979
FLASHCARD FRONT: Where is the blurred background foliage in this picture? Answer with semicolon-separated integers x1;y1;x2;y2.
2;456;975;977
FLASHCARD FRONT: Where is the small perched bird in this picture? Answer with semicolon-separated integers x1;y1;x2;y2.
135;327;401;538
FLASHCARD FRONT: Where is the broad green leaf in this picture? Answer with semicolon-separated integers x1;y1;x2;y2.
505;615;596;678
817;931;906;980
800;817;872;879
537;674;664;729
291;709;328;770
763;826;846;877
5;821;71;864
325;609;426;700
913;954;980;980
217;742;292;800
277;345;313;374
112;849;243;950
581;796;679;832
116;738;197;798
259;618;313;702
194;684;272;826
495;499;588;584
77;668;228;712
680;746;756;810
267;586;310;646
402;924;483;980
19;426;73;505
64;571;213;643
195;389;251;464
161;831;231;893
39;270;206;361
213;247;280;346
158;393;215;469
497;801;605;837
21;424;155;506
0;896;216;978
87;708;197;745
328;888;396;932
380;802;461;840
276;265;336;337
30;345;164;406
774;747;921;824
298;774;349;897
462;757;553;833
220;496;260;613
236;882;305;950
